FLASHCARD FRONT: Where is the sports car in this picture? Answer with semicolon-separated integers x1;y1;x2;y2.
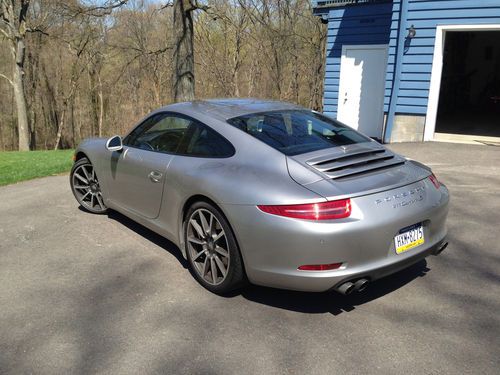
70;99;449;295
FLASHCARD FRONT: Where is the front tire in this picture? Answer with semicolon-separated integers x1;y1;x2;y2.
185;201;245;294
70;157;108;214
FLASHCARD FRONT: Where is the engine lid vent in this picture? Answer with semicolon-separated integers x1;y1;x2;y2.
306;147;405;180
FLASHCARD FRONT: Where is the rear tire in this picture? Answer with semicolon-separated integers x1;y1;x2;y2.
185;201;245;294
70;157;108;214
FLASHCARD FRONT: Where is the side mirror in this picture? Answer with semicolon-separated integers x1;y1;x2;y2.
106;135;123;152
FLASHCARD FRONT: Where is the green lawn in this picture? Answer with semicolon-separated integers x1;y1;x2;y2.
0;150;74;186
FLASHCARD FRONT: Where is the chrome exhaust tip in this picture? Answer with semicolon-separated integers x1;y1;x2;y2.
353;278;369;292
336;281;355;295
434;241;448;256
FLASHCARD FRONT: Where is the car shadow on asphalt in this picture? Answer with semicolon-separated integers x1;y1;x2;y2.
96;208;430;316
103;209;189;269
234;260;430;315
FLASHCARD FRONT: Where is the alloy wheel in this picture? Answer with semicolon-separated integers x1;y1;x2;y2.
187;208;230;286
72;162;107;212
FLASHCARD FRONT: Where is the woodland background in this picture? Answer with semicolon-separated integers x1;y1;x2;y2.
0;0;327;151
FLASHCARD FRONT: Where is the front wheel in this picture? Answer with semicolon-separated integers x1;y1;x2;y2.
185;201;246;294
70;157;108;214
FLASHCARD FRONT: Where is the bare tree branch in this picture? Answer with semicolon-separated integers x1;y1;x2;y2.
60;0;129;18
0;73;14;87
156;2;174;12
185;0;209;13
26;27;49;36
0;25;11;39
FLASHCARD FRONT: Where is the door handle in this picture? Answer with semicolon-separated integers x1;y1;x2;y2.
148;171;163;183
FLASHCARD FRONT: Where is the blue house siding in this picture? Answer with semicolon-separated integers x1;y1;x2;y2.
322;2;394;117
315;0;500;141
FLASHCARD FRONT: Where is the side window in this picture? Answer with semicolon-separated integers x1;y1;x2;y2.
125;113;191;153
184;122;235;158
124;114;159;146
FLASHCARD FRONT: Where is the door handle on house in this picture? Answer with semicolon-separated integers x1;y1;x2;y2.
148;171;163;183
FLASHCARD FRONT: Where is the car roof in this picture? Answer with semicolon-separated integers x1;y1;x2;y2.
159;98;304;121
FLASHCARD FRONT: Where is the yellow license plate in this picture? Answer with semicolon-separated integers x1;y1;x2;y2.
395;224;424;254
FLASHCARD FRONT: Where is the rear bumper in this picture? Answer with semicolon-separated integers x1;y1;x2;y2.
237;234;447;293
329;237;447;291
222;178;450;292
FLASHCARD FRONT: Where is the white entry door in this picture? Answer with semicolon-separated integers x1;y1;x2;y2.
337;45;388;139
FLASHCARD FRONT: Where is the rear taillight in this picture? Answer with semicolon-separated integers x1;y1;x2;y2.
298;263;343;271
257;199;351;220
429;173;441;189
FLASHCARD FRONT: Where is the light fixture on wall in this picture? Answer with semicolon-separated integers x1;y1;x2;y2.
407;25;417;39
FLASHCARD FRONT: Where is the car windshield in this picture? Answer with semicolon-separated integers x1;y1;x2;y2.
227;110;371;156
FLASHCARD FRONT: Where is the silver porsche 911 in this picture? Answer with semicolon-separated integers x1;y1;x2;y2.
70;99;449;295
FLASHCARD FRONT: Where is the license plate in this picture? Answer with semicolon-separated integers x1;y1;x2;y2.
395;224;424;254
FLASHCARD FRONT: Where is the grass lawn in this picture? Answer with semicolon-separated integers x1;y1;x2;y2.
0;149;74;186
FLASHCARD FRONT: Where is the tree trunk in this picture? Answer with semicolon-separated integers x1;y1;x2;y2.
1;0;32;151
292;52;299;103
97;73;103;137
53;103;66;150
12;49;30;151
70;99;76;148
88;68;99;137
232;24;243;97
54;77;77;150
0;113;4;150
172;0;195;102
311;22;327;111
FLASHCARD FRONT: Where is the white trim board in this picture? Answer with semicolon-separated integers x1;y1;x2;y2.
424;24;500;141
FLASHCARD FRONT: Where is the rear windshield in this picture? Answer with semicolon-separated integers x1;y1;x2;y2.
227;110;370;156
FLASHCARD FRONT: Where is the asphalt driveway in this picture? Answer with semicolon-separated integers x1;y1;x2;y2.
0;142;499;374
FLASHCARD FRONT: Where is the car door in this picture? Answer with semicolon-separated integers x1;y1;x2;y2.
106;113;191;219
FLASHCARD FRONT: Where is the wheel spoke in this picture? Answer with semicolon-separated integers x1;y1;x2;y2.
81;191;91;201
74;184;89;189
209;214;214;235
190;219;205;238
215;245;228;258
188;236;205;245
202;257;210;279
96;194;105;210
192;249;206;262
81;166;91;180
214;255;227;277
213;230;225;242
199;211;210;234
74;172;88;184
90;194;95;208
210;257;217;283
